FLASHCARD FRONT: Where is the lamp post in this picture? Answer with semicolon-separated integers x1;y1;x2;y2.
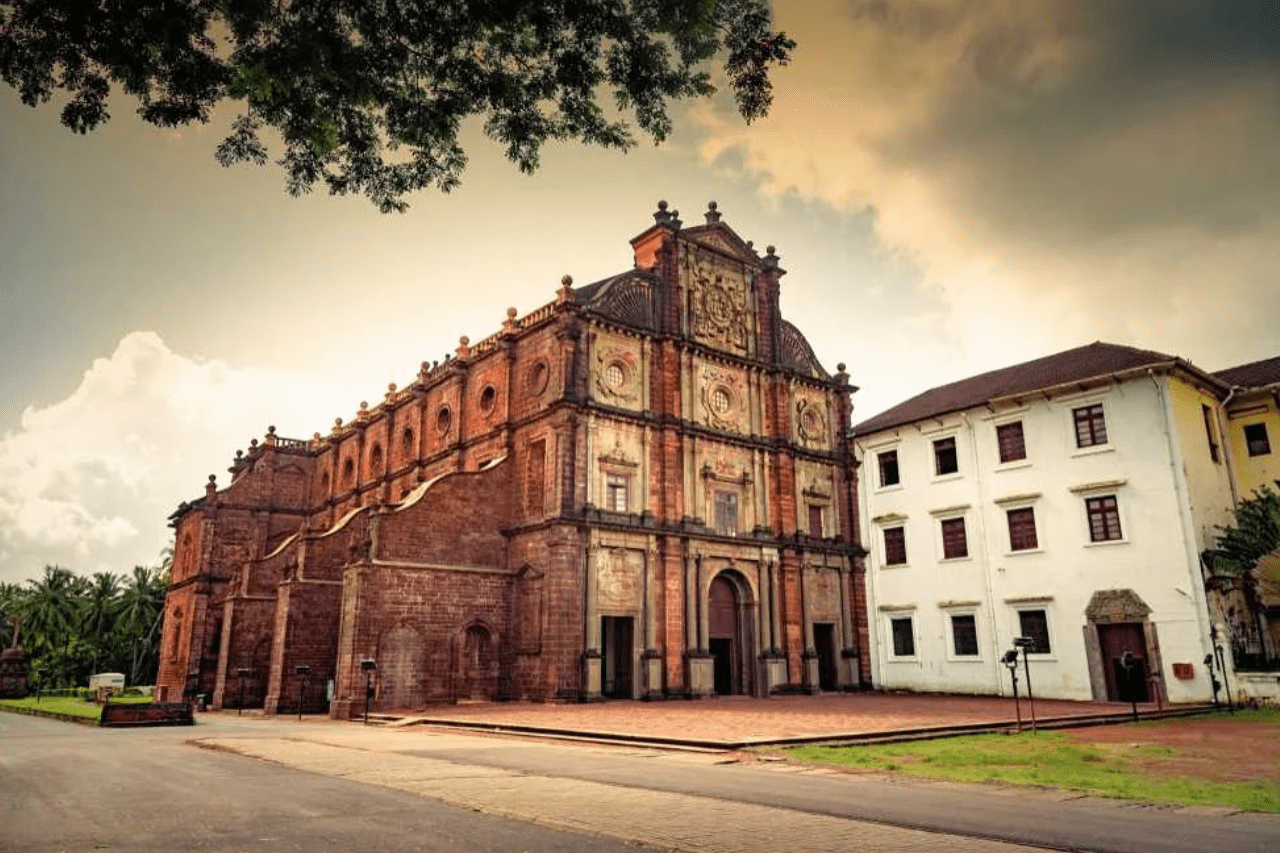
1013;636;1037;732
33;666;43;704
1119;650;1140;722
1213;638;1234;713
1002;650;1022;733
1204;653;1221;709
294;665;311;720
236;668;250;716
361;658;378;725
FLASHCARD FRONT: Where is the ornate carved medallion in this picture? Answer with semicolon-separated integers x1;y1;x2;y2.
796;398;829;445
691;261;748;353
594;346;639;403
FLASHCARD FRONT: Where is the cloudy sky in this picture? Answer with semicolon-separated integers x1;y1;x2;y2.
2;0;1278;586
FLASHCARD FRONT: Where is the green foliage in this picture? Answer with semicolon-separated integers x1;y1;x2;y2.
0;0;795;212
3;561;168;689
1205;485;1280;578
0;695;106;720
789;724;1280;813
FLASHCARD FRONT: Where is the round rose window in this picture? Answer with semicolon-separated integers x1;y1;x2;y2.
711;387;732;414
605;362;626;389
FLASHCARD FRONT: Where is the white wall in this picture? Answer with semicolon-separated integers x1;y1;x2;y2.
857;371;1220;703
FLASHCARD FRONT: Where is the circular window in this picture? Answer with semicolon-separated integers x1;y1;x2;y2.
527;361;549;395
710;387;732;414
436;406;452;434
479;385;497;414
605;362;626;389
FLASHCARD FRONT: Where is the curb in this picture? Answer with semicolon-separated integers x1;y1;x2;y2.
392;703;1218;750
0;703;101;727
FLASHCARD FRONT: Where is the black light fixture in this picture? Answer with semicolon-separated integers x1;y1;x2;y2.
1012;636;1038;732
1119;650;1140;722
360;658;378;725
33;666;44;704
294;664;311;720
1002;649;1022;731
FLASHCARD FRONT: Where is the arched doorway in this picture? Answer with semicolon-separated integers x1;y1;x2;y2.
708;573;752;696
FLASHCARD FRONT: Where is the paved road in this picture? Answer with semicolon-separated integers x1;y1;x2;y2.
0;712;649;853
6;711;1280;853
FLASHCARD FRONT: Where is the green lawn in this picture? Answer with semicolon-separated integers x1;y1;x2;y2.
0;694;153;720
789;711;1280;814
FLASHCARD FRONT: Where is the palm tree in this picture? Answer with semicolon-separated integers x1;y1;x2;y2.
19;566;79;685
117;565;166;685
81;572;121;675
0;582;25;648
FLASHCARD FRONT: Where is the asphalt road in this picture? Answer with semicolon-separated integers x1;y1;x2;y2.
0;712;647;853
399;735;1280;853
5;710;1279;853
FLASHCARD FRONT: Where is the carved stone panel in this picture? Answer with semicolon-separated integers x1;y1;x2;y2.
699;364;748;434
795;393;831;449
593;336;642;409
687;254;750;354
596;548;642;612
808;567;841;623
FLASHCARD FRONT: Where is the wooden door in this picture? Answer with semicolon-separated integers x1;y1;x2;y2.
1098;622;1149;702
709;576;741;695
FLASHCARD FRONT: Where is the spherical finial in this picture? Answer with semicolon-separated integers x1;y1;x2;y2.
657;200;668;211
335;417;343;426
250;438;258;448
766;245;776;255
359;401;368;409
267;425;276;435
507;306;517;319
208;474;216;483
708;200;717;211
459;335;469;346
388;382;396;393
561;274;573;287
837;362;847;373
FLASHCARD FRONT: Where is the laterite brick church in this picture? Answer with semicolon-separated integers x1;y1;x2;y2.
155;202;867;716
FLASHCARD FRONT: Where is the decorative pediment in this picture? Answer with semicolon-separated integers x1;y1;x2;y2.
1085;589;1151;623
598;435;638;468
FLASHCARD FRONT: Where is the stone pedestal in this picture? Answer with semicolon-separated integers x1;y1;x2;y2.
642;650;665;699
841;648;862;689
802;649;821;695
759;653;789;695
685;651;715;698
581;650;602;701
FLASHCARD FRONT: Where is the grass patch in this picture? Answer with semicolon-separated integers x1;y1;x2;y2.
0;694;153;720
790;725;1280;813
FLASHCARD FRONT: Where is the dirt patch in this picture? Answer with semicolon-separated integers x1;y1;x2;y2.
1063;715;1280;784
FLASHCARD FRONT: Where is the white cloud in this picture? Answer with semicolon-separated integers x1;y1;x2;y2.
696;0;1280;412
0;332;356;585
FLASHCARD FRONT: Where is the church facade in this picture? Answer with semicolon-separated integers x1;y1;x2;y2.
155;202;866;717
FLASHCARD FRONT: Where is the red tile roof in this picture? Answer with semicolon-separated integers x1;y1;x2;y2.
1214;355;1280;389
853;342;1195;436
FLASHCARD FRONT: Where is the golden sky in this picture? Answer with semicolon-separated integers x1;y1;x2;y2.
1;0;1277;583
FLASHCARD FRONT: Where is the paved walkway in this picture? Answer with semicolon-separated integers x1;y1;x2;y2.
200;721;1043;853
379;692;1183;746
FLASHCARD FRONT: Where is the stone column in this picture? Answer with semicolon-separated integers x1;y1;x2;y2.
581;544;601;700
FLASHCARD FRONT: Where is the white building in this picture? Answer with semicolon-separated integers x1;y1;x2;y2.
852;343;1243;704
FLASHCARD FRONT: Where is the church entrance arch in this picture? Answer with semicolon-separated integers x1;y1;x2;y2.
708;571;753;696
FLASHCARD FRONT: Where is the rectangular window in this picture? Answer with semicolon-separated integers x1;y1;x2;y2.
1245;423;1272;457
1073;404;1108;448
1086;495;1123;542
808;504;824;538
933;436;958;476
878;450;900;487
1007;507;1038;551
996;422;1026;463
940;517;968;559
1018;610;1051;654
714;490;739;536
1202;404;1220;463
605;473;629;513
883;527;907;566
891;617;916;657
951;615;979;656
